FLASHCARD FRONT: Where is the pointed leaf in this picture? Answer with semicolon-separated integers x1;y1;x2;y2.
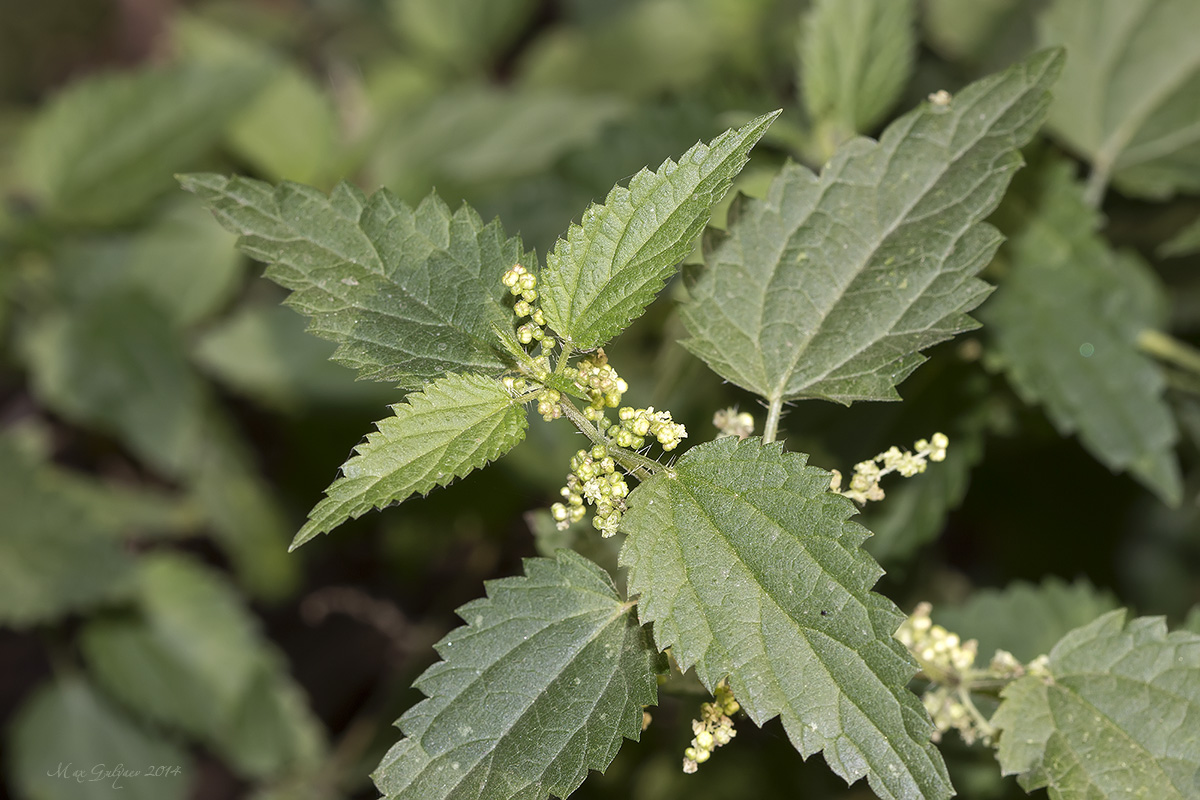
9;676;191;800
18;63;269;225
181;174;533;385
981;158;1181;505
994;611;1200;799
294;373;527;549
1038;0;1200;200
621;437;951;800
800;0;916;141
371;550;661;800
681;49;1062;406
539;111;779;350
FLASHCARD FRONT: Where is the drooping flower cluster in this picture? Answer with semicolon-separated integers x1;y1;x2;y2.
713;407;755;439
829;432;949;503
574;350;627;421
610;406;686;451
682;682;740;774
501;264;550;346
895;601;977;674
550;446;630;537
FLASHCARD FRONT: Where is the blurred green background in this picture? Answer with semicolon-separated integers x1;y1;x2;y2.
1;1;1198;799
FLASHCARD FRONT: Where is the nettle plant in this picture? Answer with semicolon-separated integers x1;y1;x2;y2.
184;49;1200;800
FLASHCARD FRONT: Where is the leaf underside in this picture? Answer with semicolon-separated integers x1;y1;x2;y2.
1038;0;1200;199
181;174;534;386
372;551;661;800
293;372;528;549
621;437;951;800
681;48;1063;406
994;611;1200;799
539;110;779;350
981;157;1181;505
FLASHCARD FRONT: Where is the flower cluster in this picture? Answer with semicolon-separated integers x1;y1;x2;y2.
682;682;740;774
609;406;686;451
895;601;977;675
574;350;627;421
713;407;755;439
829;432;948;504
550;446;630;537
501;264;550;346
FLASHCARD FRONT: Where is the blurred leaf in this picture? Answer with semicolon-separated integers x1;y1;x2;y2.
622;437;952;800
994;611;1200;798
1161;214;1200;258
227;65;339;186
372;551;660;800
862;425;984;566
294;372;528;549
932;577;1120;662
1038;0;1200;200
54;199;243;327
80;554;324;780
540;110;778;350
681;50;1061;405
518;0;778;96
388;0;538;72
368;87;627;197
17;62;269;225
921;0;1038;68
195;302;395;411
800;0;916;153
9;675;191;800
0;436;137;628
982;157;1181;505
20;293;208;478
182;175;533;386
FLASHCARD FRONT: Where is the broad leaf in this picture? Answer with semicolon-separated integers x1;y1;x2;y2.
681;49;1062;406
181;174;534;385
1038;0;1200;200
294;372;527;549
981;157;1181;505
18;62;268;225
994;611;1200;799
80;554;325;779
9;676;191;800
372;550;660;800
539;110;779;350
621;437;951;800
933;577;1119;663
800;0;916;149
0;437;137;628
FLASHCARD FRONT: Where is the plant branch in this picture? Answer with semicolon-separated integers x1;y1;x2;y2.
763;395;784;444
558;397;659;481
1138;329;1200;377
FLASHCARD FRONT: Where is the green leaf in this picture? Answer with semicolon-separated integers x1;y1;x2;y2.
933;577;1120;663
1161;214;1200;258
621;437;951;800
981;157;1181;505
681;49;1062;406
388;0;538;72
18;62;269;225
226;64;338;186
80;554;324;779
539;110;779;350
294;372;527;549
194;302;395;411
0;436;137;627
922;0;1039;68
9;676;191;800
181;174;533;386
800;0;916;149
371;550;660;800
1038;0;1200;200
993;611;1200;799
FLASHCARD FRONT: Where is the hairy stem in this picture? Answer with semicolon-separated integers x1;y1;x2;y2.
763;395;784;444
558;397;659;481
1139;329;1200;376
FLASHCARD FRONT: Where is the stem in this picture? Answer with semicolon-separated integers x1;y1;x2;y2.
1139;329;1200;377
1083;159;1111;208
763;395;784;444
558;398;659;481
